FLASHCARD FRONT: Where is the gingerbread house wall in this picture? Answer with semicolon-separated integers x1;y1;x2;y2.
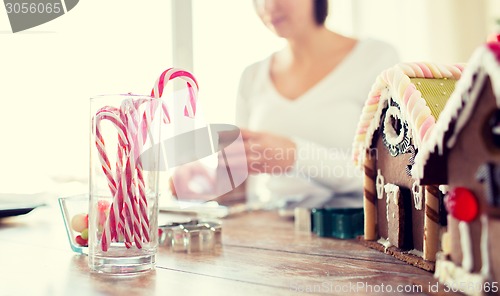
446;77;500;274
374;136;425;252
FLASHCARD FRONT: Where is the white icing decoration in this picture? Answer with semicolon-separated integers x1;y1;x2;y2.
384;183;400;204
458;221;474;272
377;237;393;251
408;249;424;258
480;214;490;278
384;183;400;223
434;255;486;293
447;70;487;148
438;185;449;196
412;181;423;210
376;169;385;200
383;106;405;146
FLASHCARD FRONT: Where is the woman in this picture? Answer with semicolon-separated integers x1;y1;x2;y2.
236;0;400;206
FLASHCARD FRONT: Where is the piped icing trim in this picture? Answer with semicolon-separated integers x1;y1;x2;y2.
384;183;400;223
412;181;423;210
434;253;486;296
413;45;500;180
376;169;385;199
377;237;393;251
408;249;424;258
384;183;400;204
353;62;463;166
439;185;449;196
480;215;490;278
459;221;474;272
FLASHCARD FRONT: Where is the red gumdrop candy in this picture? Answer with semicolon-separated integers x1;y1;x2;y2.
445;187;479;222
487;42;500;62
75;235;88;247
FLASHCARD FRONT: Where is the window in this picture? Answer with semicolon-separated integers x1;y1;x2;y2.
191;0;283;124
0;1;172;193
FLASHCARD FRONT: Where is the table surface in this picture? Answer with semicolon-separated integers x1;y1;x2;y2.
0;200;457;296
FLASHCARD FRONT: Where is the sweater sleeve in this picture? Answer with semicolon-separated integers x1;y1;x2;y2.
290;136;363;194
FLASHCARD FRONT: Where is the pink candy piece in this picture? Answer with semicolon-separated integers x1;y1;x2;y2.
419;116;435;141
416;63;433;78
403;84;417;106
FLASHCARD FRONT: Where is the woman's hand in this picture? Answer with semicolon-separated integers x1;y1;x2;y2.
169;161;216;201
169;128;297;201
239;129;297;174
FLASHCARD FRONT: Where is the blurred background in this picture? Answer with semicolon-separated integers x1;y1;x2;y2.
0;0;496;196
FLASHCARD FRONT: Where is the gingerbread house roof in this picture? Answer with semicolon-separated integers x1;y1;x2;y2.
413;44;500;181
352;62;464;167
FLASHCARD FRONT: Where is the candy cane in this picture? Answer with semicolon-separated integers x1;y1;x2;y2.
151;68;199;121
122;99;152;244
94;109;129;250
119;101;145;249
94;109;128;196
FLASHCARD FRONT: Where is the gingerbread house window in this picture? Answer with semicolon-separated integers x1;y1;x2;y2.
382;100;410;157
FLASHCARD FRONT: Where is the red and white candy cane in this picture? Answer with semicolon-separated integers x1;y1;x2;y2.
120;99;154;245
151;68;199;122
94;108;130;250
120;100;145;248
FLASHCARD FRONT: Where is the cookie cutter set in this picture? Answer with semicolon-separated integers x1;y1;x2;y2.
158;219;222;253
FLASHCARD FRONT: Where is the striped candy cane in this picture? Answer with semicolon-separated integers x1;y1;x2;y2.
151;68;199;122
121;99;155;245
94;108;129;250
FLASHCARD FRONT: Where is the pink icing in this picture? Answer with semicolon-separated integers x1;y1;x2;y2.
455;64;465;72
409;64;424;77
367;95;381;105
419;116;435;141
403;84;417;106
407;90;422;112
411;99;427;123
422;125;434;143
416;63;433;78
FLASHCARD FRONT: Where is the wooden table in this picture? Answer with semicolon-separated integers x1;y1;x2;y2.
0;200;454;296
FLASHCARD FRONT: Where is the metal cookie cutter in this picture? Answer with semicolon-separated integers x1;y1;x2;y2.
158;219;222;253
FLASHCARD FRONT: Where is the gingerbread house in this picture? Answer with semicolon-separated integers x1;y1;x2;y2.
413;43;500;294
352;62;464;271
